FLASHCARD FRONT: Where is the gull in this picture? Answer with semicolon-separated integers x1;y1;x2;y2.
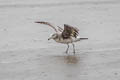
35;21;88;54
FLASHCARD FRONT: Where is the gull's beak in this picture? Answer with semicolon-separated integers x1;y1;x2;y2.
48;36;53;40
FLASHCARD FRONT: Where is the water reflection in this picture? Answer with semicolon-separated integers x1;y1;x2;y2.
64;55;79;64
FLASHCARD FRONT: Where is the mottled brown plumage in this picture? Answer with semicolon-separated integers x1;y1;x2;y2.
62;24;79;39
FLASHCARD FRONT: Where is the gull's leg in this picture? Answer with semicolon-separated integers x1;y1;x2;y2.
72;43;75;54
66;44;69;54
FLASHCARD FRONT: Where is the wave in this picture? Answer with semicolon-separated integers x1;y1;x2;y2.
0;1;120;8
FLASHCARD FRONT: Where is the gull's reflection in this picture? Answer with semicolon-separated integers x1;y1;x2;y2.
64;55;79;64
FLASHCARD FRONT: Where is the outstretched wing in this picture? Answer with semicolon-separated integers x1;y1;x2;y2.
62;24;79;39
35;21;58;32
35;21;64;32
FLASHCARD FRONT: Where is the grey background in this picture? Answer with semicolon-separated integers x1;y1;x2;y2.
0;0;120;80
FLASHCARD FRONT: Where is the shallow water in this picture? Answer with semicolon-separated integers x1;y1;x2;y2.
0;0;120;80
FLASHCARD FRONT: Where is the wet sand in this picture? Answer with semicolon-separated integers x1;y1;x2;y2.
0;0;120;80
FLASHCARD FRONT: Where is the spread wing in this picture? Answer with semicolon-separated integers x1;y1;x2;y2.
35;21;63;32
62;24;79;39
35;21;58;32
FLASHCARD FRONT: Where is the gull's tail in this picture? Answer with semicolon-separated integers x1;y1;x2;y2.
80;38;88;40
74;38;88;42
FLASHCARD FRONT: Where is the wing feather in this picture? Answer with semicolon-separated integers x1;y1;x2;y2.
62;24;79;39
35;21;58;32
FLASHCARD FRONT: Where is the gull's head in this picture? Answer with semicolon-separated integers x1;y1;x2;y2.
48;33;58;40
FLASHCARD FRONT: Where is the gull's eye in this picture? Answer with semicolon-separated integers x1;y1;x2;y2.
52;35;54;37
53;34;56;37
